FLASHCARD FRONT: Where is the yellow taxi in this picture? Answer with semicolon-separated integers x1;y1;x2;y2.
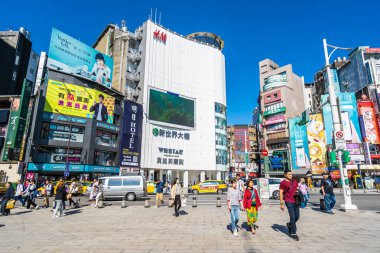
191;180;227;194
0;183;6;195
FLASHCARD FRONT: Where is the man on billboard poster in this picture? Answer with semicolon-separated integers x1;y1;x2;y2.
90;94;108;122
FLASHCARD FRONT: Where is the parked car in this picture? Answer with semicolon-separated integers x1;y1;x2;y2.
253;178;283;199
99;175;147;201
191;180;227;194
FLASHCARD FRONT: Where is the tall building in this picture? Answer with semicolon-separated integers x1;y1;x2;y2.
95;20;228;186
259;59;306;176
0;27;36;182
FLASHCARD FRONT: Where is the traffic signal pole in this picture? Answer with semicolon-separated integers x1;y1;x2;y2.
323;39;357;210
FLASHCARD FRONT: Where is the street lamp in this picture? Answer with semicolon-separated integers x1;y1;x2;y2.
54;109;72;179
323;39;357;210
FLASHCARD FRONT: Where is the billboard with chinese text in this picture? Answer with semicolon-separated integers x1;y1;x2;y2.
44;79;115;124
47;28;114;88
289;117;310;170
358;100;380;144
233;126;249;164
307;114;327;174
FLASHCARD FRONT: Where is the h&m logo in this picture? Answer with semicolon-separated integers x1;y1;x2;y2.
153;29;167;44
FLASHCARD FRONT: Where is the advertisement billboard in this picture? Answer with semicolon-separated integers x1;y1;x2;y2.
120;101;143;167
322;92;362;145
307;114;327;174
44;79;115;124
148;88;195;129
233;126;249;163
289;117;310;170
47;28;114;88
358;100;380;144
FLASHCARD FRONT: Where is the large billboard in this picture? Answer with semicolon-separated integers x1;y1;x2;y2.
289;117;310;170
148;88;195;129
307;114;327;174
44;79;115;124
47;28;114;88
233;126;249;164
358;100;380;144
120;101;143;167
322;92;362;144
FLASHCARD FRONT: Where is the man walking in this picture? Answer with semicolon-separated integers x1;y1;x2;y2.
321;172;336;214
155;180;165;208
227;180;244;237
236;174;245;198
279;170;300;241
14;180;25;208
23;180;39;210
0;182;15;215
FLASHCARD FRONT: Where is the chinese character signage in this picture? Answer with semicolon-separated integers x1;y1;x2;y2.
152;127;190;140
322;92;362;145
156;148;184;166
358;100;380;144
307;114;327;174
289;117;310;170
233;126;249;163
120;101;143;167
44;79;115;124
47;28;114;88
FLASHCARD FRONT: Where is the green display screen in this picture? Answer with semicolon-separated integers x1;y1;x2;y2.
148;89;195;128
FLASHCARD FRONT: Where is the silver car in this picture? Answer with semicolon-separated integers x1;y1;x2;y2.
99;176;146;201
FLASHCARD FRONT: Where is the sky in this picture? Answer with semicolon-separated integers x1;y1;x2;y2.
2;0;380;125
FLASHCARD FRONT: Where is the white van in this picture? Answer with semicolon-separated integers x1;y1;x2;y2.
99;175;146;201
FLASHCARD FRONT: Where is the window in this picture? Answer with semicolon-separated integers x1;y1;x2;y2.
267;95;271;100
123;178;140;186
273;93;278;98
37;146;82;164
266;122;286;131
41;122;84;142
94;151;116;166
95;130;117;147
108;179;122;187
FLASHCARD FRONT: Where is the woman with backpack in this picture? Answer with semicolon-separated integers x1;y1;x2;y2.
23;180;39;210
243;179;262;235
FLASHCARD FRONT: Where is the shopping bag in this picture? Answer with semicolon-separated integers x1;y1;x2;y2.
6;199;15;209
182;198;187;207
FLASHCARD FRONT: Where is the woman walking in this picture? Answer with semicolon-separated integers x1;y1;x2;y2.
298;178;309;208
67;178;77;207
171;179;182;217
243;179;262;234
52;180;66;218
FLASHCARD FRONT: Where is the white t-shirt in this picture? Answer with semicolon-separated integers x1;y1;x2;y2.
96;104;103;121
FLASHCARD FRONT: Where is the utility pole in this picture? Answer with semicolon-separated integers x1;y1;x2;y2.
323;39;357;210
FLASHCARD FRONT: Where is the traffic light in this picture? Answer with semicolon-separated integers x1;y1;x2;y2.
329;151;338;165
342;150;351;164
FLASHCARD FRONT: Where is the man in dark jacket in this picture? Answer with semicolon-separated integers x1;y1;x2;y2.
89;94;108;122
0;182;15;215
155;180;165;208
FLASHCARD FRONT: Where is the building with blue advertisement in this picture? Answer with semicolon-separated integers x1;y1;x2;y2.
289;117;310;173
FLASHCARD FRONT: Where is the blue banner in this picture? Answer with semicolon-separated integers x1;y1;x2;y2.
289;117;310;170
120;101;143;167
322;92;362;145
47;28;114;89
28;163;119;174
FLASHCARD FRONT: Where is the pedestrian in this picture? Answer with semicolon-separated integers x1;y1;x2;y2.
95;180;104;208
236;174;245;198
90;178;99;207
321;172;336;214
155;180;165;208
171;179;182;217
243;179;262;235
52;180;66;218
67;178;77;207
279;170;300;241
227;179;244;237
14;180;26;208
43;180;52;208
23;180;39;210
298;178;309;208
0;182;15;216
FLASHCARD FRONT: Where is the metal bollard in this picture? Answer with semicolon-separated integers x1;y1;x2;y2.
144;198;150;208
216;197;221;207
98;198;104;208
121;197;127;208
192;197;197;208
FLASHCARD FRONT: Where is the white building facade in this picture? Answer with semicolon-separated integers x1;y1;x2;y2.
136;21;227;187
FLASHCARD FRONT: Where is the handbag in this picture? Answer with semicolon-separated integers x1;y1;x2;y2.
290;180;304;206
6;199;15;209
169;197;174;208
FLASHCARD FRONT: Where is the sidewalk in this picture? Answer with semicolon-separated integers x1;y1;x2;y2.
1;203;379;253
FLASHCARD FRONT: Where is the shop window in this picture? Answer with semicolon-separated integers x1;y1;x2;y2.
41;122;84;142
108;178;122;187
94;151;116;166
37;146;82;164
95;130;117;147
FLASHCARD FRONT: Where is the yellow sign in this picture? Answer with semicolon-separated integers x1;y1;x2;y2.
307;114;327;175
44;79;115;124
